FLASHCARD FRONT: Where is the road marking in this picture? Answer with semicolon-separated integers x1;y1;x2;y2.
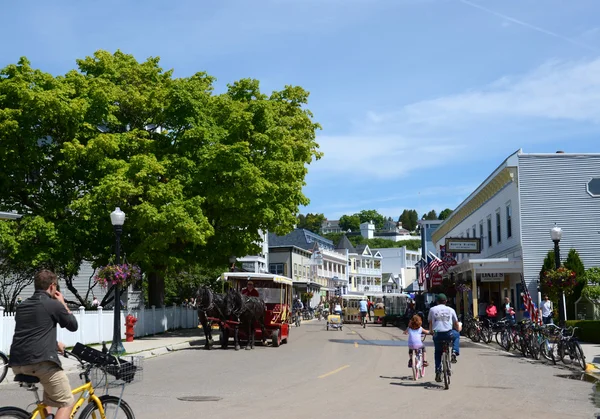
318;365;350;379
351;331;356;334
354;342;358;348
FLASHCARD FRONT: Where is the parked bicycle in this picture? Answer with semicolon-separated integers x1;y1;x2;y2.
0;342;140;419
549;325;586;370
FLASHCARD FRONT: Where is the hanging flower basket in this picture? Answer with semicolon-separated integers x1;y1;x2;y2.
94;264;142;288
455;283;471;293
542;267;577;295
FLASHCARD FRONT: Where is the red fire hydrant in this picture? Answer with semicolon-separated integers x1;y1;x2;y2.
125;314;137;342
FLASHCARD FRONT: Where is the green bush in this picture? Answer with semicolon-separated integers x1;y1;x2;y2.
565;320;600;343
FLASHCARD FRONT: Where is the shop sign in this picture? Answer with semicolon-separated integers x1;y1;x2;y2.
445;238;481;253
480;272;504;282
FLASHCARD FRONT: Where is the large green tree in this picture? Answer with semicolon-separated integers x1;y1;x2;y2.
356;209;386;230
399;209;418;232
297;213;325;233
563;249;586;319
0;50;322;307
338;214;360;232
438;208;453;220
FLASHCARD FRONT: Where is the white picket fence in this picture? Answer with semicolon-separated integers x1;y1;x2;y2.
0;305;199;354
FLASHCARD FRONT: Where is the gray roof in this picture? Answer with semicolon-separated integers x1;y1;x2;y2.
269;229;334;251
335;235;356;253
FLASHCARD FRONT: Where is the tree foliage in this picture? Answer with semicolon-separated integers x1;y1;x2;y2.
422;210;438;220
297;213;325;234
399;209;418;232
356;210;386;229
563;249;586;318
582;267;600;300
339;214;360;232
0;50;322;307
438;208;453;220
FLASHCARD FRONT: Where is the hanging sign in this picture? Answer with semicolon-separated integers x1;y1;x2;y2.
480;273;505;282
445;238;481;253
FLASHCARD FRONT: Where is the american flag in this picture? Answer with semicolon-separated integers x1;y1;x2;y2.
520;274;541;325
417;258;426;285
428;252;444;272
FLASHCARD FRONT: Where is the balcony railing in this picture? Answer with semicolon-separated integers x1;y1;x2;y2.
358;284;382;293
357;267;381;275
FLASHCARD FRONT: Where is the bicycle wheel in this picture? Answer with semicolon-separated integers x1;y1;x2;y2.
0;351;8;384
540;339;552;361
79;395;135;419
411;352;417;381
0;407;29;419
572;342;587;371
442;352;450;390
559;342;573;365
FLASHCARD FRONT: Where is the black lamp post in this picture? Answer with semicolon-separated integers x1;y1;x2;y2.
109;207;126;355
550;223;565;327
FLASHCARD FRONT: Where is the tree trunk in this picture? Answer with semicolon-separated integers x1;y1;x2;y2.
64;275;88;308
148;270;165;308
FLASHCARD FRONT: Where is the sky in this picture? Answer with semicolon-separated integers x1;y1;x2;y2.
2;0;600;221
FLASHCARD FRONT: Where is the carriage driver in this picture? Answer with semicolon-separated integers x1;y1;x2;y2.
241;281;259;297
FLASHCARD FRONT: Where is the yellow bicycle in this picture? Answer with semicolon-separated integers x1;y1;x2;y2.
0;342;140;419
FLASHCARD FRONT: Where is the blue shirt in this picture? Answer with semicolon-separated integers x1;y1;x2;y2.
359;300;368;312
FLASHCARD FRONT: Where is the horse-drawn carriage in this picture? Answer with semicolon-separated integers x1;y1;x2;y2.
222;272;292;347
196;272;293;350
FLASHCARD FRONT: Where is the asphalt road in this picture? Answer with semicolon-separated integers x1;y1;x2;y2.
1;321;598;419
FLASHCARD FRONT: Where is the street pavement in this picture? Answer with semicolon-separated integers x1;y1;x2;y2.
0;321;598;419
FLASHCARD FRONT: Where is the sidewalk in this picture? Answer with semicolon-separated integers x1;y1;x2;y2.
579;341;600;373
1;326;206;385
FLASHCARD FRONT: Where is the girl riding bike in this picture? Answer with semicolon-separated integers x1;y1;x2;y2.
403;314;430;368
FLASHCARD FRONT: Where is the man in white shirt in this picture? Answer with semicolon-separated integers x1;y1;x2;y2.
427;293;462;383
541;295;553;325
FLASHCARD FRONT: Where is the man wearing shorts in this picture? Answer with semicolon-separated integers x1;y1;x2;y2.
10;270;78;419
359;297;368;323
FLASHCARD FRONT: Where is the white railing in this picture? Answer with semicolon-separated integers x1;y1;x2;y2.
358;285;383;293
0;305;198;354
357;267;381;275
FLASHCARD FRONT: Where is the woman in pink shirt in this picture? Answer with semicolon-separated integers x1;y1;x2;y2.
485;300;497;324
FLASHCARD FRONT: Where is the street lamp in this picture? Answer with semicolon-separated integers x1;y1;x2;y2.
229;255;237;272
109;207;126;355
550;223;566;327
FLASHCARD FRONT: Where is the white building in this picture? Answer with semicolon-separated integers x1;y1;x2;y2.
431;150;600;320
374;247;421;293
236;230;269;273
268;229;348;306
359;221;419;242
336;236;383;296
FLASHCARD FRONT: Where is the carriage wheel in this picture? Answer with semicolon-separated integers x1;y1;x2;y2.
272;329;281;347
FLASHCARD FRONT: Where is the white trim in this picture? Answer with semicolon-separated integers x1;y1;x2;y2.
222;272;294;286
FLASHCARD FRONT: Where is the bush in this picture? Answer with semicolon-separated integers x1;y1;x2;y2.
565;320;600;343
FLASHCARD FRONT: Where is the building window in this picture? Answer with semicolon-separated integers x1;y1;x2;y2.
587;178;600;197
294;263;298;277
496;209;501;243
269;263;284;275
479;221;483;239
472;225;476;239
506;203;512;238
487;216;492;247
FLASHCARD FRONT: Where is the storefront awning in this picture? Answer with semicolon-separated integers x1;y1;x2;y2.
446;258;522;275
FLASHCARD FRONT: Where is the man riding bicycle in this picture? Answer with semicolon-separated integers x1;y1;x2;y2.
9;270;79;419
359;297;368;325
427;293;461;383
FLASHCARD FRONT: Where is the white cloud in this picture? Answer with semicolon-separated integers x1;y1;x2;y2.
315;58;600;179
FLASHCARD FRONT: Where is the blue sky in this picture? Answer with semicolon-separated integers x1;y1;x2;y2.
2;0;600;221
